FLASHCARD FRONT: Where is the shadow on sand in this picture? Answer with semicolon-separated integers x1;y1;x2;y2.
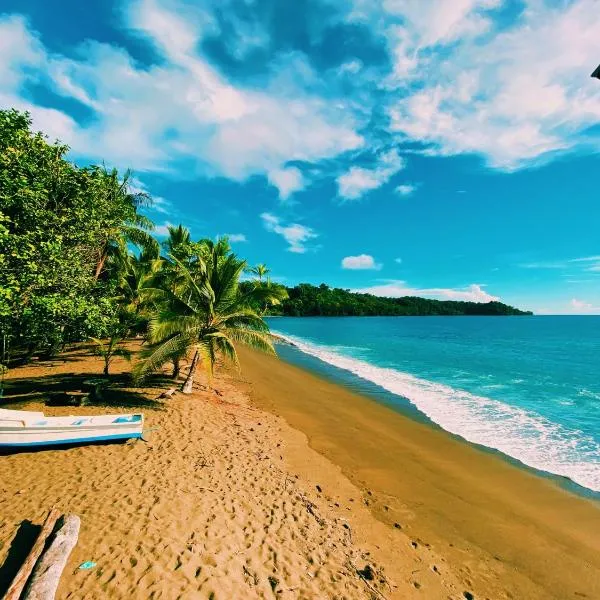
1;371;176;411
0;519;41;595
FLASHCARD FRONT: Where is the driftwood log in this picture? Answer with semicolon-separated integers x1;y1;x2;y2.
23;515;80;600
157;387;177;400
3;508;61;600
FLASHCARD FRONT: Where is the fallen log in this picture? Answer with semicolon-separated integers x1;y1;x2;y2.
3;508;61;600
23;515;80;600
157;387;176;399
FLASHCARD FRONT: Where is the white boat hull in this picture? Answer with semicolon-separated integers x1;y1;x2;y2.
0;413;143;448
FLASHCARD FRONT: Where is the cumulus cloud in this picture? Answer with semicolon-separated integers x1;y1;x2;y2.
355;281;499;303
395;183;417;196
3;0;599;194
0;4;363;180
570;298;600;314
267;167;304;201
337;149;405;200
385;0;600;168
341;254;382;270
261;213;317;253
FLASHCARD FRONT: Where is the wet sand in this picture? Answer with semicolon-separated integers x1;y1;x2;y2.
0;343;599;599
235;345;600;600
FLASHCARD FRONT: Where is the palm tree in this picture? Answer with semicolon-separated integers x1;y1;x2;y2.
248;278;289;315
91;167;159;280
90;332;132;376
250;263;270;281
135;241;275;393
162;224;192;263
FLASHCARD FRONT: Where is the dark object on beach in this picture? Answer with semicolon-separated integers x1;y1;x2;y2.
46;391;88;407
463;592;475;600
82;378;109;402
394;522;402;529
356;564;375;581
316;484;322;493
592;64;600;79
3;508;61;600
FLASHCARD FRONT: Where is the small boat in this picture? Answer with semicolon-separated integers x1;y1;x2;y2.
0;409;144;448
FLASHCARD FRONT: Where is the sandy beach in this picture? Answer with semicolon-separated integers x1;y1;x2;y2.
1;343;599;599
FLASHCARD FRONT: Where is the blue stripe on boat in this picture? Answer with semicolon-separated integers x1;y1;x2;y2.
113;415;142;423
0;433;142;447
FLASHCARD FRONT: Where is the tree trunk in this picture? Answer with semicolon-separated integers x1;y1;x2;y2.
181;351;199;394
3;509;61;600
172;357;180;379
23;514;80;600
103;361;109;376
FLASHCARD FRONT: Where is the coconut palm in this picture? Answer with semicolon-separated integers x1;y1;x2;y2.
90;332;132;375
135;240;275;393
91;167;159;280
250;263;270;281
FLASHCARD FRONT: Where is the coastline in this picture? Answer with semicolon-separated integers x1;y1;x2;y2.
1;344;599;599
234;344;600;600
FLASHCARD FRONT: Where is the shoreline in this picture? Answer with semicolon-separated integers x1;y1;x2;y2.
1;344;599;598
273;337;600;501
234;344;600;600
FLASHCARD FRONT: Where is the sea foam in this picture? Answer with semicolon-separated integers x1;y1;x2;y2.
275;331;600;493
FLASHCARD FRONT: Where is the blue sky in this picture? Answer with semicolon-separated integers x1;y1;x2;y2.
1;0;599;314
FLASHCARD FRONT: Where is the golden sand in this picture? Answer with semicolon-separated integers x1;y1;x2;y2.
0;343;599;599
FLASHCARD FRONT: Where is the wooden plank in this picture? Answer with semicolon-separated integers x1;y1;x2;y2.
23;514;80;600
2;508;61;600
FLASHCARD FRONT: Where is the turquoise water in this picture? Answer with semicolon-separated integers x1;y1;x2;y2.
267;316;600;493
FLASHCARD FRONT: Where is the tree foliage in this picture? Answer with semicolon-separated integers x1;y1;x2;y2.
273;284;532;317
0;109;156;360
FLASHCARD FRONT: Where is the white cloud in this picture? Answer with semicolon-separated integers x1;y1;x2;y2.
224;233;247;243
385;0;600;168
395;183;417;196
341;254;382;270
570;298;600;314
0;6;363;182
520;255;600;272
355;281;499;303
394;257;402;264
261;212;317;254
154;221;174;237
267;167;304;201
337;149;405;200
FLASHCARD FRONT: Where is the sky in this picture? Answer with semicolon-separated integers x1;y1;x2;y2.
1;0;599;314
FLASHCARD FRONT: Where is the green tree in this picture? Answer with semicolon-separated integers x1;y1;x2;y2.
90;332;133;376
88;166;158;280
250;263;270;281
0;109;158;361
135;240;275;393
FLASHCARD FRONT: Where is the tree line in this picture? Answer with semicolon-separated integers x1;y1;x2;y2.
0;108;531;393
269;284;532;317
0;109;287;392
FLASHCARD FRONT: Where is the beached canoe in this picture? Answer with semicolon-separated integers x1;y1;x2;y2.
0;411;143;448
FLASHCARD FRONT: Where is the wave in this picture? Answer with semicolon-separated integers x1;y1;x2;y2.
274;331;600;493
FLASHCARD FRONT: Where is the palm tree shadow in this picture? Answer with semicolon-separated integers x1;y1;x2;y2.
1;372;174;411
0;520;41;596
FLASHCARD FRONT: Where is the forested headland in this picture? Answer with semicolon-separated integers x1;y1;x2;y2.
265;284;532;317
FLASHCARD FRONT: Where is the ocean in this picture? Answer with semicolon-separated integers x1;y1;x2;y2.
267;316;600;494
